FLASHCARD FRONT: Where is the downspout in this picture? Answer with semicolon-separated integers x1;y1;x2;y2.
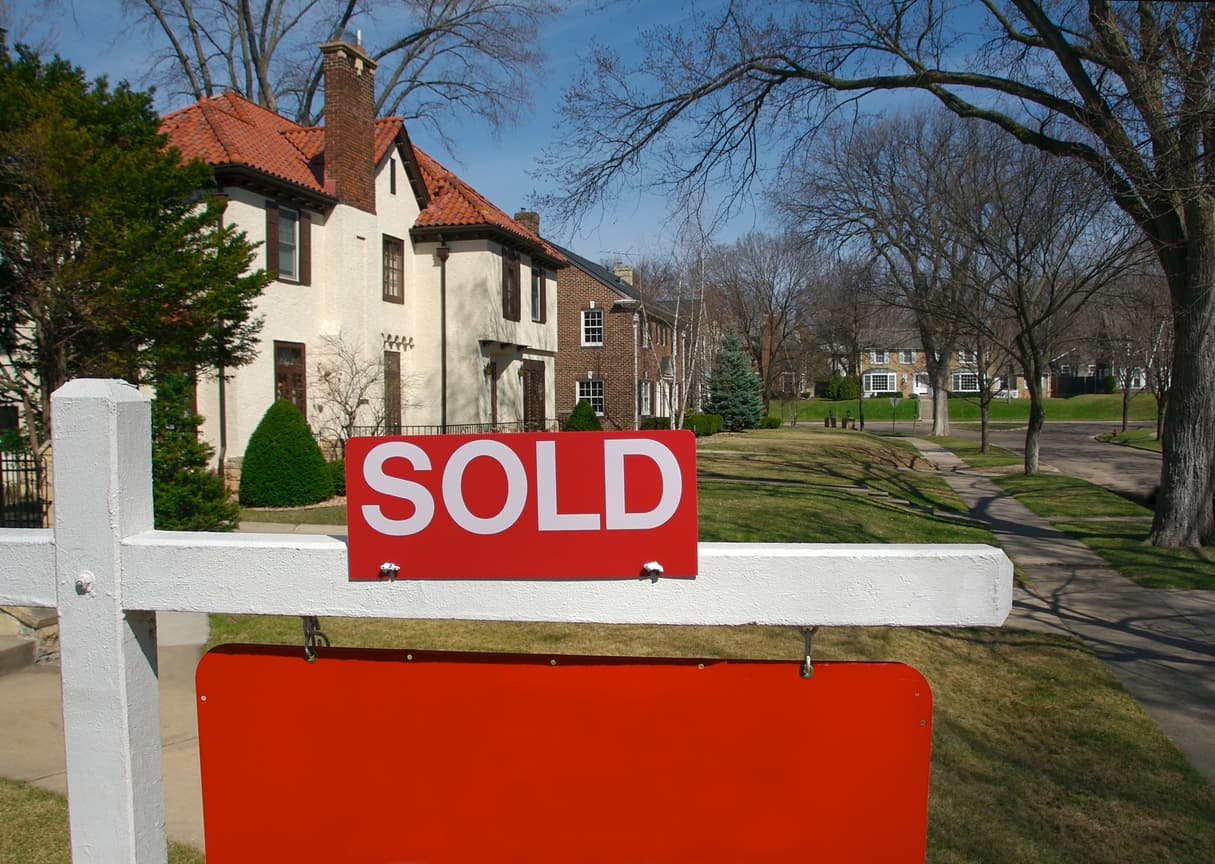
632;311;640;430
436;241;450;433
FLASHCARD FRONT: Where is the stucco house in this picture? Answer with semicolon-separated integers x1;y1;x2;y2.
548;245;679;429
161;40;564;476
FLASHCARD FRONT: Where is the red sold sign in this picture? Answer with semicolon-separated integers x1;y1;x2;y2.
345;430;697;580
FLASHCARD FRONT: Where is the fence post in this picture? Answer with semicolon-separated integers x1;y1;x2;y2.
51;380;165;863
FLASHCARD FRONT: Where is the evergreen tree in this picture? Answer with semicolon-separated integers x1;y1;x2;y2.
151;372;239;530
704;330;764;431
239;400;334;507
0;39;268;452
565;399;602;431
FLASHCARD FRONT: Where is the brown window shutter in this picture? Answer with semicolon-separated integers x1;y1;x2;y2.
298;210;311;285
265;201;280;278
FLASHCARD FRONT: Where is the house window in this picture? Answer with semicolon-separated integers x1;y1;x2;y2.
899;350;915;364
265;202;310;284
273;341;307;416
581;308;604;346
641;317;651;348
383;235;404;303
577;379;605;415
389;157;397;195
958;350;977;363
953;371;980;392
638;379;652;416
863;371;896;393
659;324;668;347
502;249;521;321
384;350;401;434
914;372;930;393
1130;368;1145;389
530;267;545;323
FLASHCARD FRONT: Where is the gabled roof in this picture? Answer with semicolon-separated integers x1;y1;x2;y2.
161;90;560;266
412;148;562;263
550;242;677;322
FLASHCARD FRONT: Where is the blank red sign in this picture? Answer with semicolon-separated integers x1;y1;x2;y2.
197;645;933;862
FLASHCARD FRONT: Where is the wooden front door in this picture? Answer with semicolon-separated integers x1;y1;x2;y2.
521;360;545;431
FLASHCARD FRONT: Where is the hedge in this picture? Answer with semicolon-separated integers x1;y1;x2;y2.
238;399;334;507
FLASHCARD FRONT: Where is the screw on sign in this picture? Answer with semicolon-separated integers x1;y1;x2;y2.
344;430;699;580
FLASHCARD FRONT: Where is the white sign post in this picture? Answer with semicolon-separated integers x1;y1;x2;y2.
0;380;1013;863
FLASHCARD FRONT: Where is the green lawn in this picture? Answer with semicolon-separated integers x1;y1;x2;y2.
0;778;204;864
1097;428;1163;452
199;426;1215;863
789;392;1158;423
993;473;1215;590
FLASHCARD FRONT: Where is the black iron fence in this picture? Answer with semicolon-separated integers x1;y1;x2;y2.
1;449;50;528
349;420;558;437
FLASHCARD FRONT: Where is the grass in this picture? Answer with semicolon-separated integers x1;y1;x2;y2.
197;427;1215;862
239;503;346;525
994;473;1215;590
201;618;1215;864
1097;428;1163;452
0;777;204;864
790;393;1158;423
916;434;1023;470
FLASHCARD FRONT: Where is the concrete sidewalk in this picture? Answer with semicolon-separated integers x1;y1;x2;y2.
910;438;1215;786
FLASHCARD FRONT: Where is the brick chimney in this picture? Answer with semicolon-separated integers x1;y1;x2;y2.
320;40;377;213
514;210;540;236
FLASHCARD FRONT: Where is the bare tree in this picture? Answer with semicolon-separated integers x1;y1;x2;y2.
780;112;993;437
1098;270;1174;437
311;334;417;455
951;136;1142;473
125;0;560;135
704;231;817;415
542;0;1215;546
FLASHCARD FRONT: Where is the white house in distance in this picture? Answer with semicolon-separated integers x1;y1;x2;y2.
161;39;563;476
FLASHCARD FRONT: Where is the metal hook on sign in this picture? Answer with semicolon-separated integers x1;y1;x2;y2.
800;627;818;679
302;615;330;662
379;561;401;580
640;561;664;583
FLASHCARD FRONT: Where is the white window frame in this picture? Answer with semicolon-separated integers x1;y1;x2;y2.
953;371;980;392
863;371;896;394
581;308;604;346
870;350;888;364
638;379;652;416
577;379;605;415
898;350;915;364
958;350;977;364
278;206;299;281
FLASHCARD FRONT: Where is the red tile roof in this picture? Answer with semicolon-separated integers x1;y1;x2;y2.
161;91;562;263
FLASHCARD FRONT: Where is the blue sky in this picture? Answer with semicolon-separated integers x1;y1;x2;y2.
4;0;765;264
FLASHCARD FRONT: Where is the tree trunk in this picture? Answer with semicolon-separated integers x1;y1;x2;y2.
1121;385;1130;433
980;401;990;453
1023;378;1045;475
1151;246;1215;546
930;363;951;437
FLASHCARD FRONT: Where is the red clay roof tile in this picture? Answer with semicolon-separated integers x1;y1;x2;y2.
161;91;562;263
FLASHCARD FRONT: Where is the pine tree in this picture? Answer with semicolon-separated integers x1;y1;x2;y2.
151;373;239;530
704;330;764;431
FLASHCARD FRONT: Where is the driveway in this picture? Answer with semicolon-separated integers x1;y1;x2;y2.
954;421;1162;504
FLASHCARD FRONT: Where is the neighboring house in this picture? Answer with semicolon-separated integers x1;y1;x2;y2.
851;332;1041;398
161;40;564;476
549;245;679;429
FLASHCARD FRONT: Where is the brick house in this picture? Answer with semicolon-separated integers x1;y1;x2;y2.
161;39;564;473
855;330;1041;398
548;244;679;429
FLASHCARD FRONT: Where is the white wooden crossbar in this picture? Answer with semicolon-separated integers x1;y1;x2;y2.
0;380;1012;863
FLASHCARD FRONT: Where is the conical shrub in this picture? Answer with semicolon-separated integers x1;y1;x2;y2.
238;399;334;506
